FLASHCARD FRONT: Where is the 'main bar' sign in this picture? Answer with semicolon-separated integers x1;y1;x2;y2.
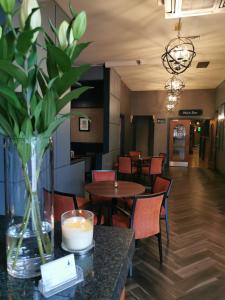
179;109;203;116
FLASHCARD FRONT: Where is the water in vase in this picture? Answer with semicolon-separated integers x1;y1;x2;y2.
7;221;53;278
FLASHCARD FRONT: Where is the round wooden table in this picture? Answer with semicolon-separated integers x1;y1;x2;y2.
85;181;145;225
85;180;145;199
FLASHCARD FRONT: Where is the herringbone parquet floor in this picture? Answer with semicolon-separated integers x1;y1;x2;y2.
126;167;225;300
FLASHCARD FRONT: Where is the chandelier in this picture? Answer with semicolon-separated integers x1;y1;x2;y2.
161;20;196;74
166;91;180;112
165;75;185;95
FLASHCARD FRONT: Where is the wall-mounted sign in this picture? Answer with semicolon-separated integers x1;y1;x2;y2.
157;118;166;124
179;109;203;116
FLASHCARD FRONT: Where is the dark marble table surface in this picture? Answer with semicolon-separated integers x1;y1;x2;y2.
0;216;135;300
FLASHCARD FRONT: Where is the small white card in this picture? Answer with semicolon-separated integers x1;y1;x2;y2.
40;254;77;292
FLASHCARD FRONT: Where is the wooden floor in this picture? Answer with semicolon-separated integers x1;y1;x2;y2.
126;167;225;300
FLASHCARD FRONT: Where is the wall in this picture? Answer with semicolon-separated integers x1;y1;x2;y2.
71;108;104;143
131;89;216;156
215;80;225;174
102;69;132;169
120;82;132;154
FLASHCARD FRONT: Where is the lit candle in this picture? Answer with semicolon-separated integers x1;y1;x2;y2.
62;211;94;251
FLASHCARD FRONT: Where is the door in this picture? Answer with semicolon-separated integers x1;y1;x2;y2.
169;120;190;167
133;116;154;156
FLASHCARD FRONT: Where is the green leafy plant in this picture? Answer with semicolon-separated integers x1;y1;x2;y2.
0;0;91;270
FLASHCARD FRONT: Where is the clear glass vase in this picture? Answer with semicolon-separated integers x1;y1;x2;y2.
4;137;54;278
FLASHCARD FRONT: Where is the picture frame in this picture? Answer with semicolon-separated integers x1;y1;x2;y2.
79;117;90;131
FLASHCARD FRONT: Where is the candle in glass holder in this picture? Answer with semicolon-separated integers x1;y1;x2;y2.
61;210;94;251
114;181;119;188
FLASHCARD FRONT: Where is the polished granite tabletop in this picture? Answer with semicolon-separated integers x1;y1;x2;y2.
0;216;135;300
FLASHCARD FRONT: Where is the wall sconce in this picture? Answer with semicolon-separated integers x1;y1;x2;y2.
130;115;133;123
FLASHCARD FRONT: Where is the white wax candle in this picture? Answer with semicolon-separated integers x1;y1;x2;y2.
62;216;93;251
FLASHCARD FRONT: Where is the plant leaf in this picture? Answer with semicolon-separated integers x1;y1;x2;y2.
54;65;90;96
41;90;57;130
47;43;71;72
34;99;43;132
0;113;14;137
56;86;92;113
71;42;91;63
0;60;28;87
42;115;70;138
37;69;47;96
17;27;41;55
0;86;26;114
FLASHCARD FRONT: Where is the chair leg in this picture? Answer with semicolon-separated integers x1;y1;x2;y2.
165;215;170;241
128;262;133;277
164;199;170;241
157;232;163;264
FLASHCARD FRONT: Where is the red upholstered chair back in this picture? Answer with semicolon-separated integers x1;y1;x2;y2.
53;191;76;221
132;192;165;239
150;157;163;175
92;170;116;182
118;157;132;174
129;151;141;157
152;176;172;195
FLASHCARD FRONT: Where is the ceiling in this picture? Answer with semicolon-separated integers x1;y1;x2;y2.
55;0;225;91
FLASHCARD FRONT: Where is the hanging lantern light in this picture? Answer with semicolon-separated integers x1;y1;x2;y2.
161;19;196;75
165;75;185;95
166;102;176;111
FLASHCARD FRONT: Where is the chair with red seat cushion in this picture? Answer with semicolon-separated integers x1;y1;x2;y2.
112;192;166;264
141;156;164;185
92;170;116;182
151;176;173;241
118;157;138;180
91;170;116;223
44;190;102;225
128;151;141;158
159;152;167;170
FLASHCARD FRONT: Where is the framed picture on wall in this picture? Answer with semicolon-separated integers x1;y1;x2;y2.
79;117;90;131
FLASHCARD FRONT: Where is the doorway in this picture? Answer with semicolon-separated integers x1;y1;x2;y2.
169;119;216;168
132;116;154;156
169;119;190;167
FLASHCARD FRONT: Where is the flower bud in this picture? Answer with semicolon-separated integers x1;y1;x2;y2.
0;0;16;14
58;20;73;49
20;0;41;41
0;26;2;39
72;11;87;40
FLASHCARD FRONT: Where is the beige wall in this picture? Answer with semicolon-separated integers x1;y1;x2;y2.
215;80;225;174
216;80;225;107
71;108;103;143
121;81;132;154
102;69;131;169
131;89;216;155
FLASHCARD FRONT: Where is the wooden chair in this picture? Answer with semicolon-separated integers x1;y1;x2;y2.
91;170;116;223
128;151;141;158
159;152;167;170
44;189;102;225
118;156;138;181
141;156;164;185
92;170;116;182
112;192;166;264
151;176;173;241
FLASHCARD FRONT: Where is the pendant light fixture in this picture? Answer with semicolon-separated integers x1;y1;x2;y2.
165;75;185;95
161;19;196;74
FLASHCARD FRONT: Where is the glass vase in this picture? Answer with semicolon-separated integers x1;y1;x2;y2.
4;137;54;278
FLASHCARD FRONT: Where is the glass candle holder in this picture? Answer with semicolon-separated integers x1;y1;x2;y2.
114;181;119;188
61;210;94;252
